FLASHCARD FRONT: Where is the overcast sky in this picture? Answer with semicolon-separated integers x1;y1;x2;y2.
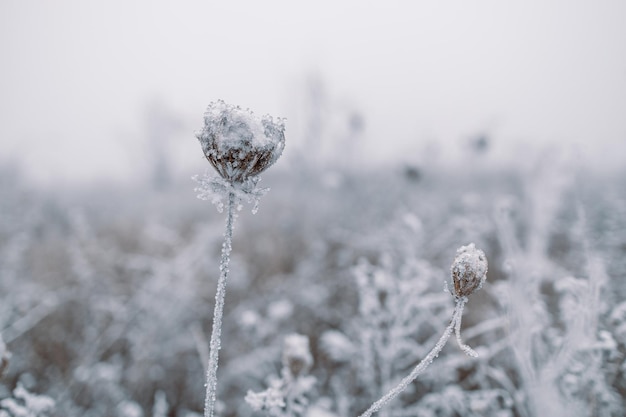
1;0;625;184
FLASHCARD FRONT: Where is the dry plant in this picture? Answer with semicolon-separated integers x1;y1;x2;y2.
358;243;488;417
194;100;285;417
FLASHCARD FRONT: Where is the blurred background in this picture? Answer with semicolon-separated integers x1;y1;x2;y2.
1;1;626;417
1;0;625;185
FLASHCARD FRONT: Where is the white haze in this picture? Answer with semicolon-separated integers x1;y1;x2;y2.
1;0;625;185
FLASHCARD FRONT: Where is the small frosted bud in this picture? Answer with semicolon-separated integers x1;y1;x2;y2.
451;243;488;297
196;100;286;183
282;334;313;378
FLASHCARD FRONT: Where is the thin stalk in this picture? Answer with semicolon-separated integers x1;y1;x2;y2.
358;301;465;417
204;190;236;417
453;298;477;357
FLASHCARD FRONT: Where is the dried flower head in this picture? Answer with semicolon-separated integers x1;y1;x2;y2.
451;243;488;298
196;100;285;183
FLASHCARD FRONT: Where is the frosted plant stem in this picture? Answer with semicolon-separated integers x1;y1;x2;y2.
453;298;478;357
358;302;466;417
204;190;236;417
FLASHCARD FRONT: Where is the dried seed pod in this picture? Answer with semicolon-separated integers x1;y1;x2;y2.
451;243;488;297
196;100;285;183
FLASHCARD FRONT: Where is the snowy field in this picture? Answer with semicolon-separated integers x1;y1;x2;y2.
1;143;626;416
2;2;626;416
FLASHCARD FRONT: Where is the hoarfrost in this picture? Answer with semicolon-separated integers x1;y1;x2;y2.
193;172;268;214
450;243;488;297
358;244;487;417
245;377;287;411
196;101;286;417
196;100;285;184
0;384;55;417
199;100;284;150
246;334;316;417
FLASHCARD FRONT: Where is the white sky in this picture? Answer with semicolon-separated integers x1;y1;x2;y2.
1;0;625;184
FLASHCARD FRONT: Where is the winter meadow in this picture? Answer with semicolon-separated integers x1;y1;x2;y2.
2;2;626;417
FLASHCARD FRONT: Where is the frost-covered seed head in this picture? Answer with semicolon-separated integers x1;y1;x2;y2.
451;243;488;297
196;100;286;183
282;334;313;378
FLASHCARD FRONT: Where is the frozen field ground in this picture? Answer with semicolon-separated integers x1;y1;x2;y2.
1;156;626;417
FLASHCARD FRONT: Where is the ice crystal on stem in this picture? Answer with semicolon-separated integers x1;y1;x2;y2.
194;100;285;417
193;172;269;214
358;243;488;417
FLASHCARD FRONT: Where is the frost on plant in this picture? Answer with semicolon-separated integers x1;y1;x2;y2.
194;100;285;417
358;243;488;417
450;243;488;298
197;100;285;184
245;334;316;417
194;100;285;213
193;172;269;214
448;243;488;357
0;384;55;417
3;141;625;416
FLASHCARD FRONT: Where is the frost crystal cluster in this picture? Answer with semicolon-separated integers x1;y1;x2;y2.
0;384;55;417
196;100;285;183
194;100;285;213
245;334;316;417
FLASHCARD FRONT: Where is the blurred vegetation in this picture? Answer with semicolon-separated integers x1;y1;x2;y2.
1;151;626;417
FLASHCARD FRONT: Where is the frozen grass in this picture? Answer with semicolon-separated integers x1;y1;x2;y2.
0;156;625;417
